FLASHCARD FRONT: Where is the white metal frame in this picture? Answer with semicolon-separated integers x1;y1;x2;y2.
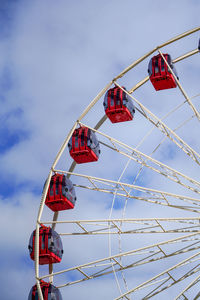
33;27;200;299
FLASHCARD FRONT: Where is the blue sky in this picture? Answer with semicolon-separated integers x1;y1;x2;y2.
1;1;200;299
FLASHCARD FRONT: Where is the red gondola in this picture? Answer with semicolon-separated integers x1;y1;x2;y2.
28;281;63;300
68;126;100;164
148;53;178;91
103;86;135;123
45;174;76;212
28;225;63;265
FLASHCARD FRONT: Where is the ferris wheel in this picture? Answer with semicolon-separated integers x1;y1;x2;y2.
28;27;200;299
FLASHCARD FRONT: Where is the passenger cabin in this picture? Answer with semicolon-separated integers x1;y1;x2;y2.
68;126;100;164
28;225;63;265
103;86;135;123
198;38;200;51
45;174;76;212
28;281;63;300
148;54;178;91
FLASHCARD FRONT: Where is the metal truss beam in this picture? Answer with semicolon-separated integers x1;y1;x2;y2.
175;272;200;299
41;217;200;236
53;169;200;213
76;123;200;195
39;232;200;286
115;252;200;300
